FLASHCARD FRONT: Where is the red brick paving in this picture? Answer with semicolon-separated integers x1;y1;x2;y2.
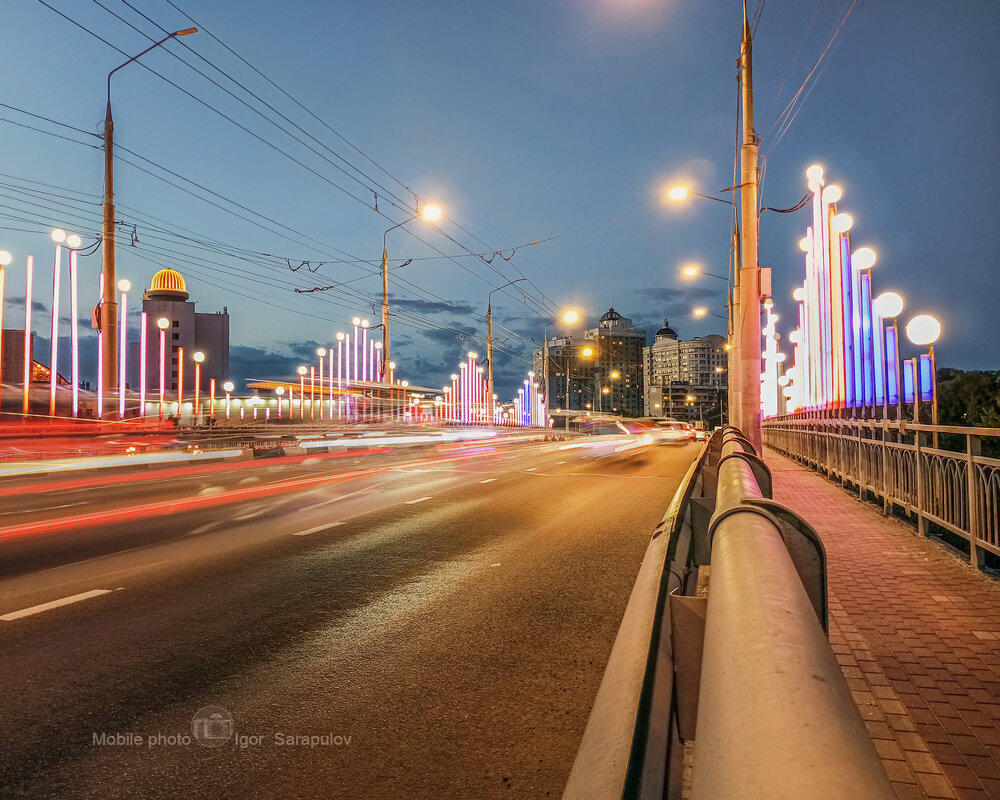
766;449;1000;800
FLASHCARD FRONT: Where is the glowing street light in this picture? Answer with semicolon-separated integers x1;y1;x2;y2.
156;316;170;418
681;262;727;283
193;351;205;425
381;203;444;381
276;384;285;419
906;313;942;440
223;380;234;421
102;27;198;416
693;307;708;318
49;229;67;417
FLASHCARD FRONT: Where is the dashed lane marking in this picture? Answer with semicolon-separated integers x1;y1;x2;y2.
405;496;433;505
478;478;497;484
1;589;114;622
292;522;346;536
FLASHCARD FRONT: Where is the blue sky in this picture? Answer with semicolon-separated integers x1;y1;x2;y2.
1;1;997;398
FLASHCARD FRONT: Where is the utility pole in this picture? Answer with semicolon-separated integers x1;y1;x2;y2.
486;278;525;408
101;99;118;419
381;241;390;382
542;328;549;425
738;0;762;451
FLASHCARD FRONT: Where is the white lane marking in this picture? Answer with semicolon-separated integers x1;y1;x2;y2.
557;461;566;464
1;589;113;622
198;486;224;496
233;508;266;522
405;496;433;505
478;478;497;484
525;467;537;471
238;476;260;485
293;522;346;537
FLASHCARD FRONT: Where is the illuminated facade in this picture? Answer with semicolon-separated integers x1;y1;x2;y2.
643;321;727;419
128;268;229;394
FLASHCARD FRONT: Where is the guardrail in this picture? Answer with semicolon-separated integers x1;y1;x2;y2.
563;426;893;800
763;417;1000;571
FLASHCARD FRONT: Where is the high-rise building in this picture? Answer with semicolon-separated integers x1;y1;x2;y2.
533;306;646;417
128;268;229;395
643;320;727;422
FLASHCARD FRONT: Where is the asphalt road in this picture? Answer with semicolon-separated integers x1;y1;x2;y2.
0;436;700;799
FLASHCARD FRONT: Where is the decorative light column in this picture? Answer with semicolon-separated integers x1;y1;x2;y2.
156;317;170;419
117;279;130;419
193;351;205;425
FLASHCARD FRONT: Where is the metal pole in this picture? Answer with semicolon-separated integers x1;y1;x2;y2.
543;325;549;424
929;344;938;449
101;100;117;420
487;302;494;406
565;355;571;431
738;1;762;452
381;236;390;382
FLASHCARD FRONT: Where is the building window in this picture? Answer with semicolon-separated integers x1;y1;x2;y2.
172;321;179;327
172;333;179;340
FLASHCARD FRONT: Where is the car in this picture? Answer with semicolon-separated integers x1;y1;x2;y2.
651;420;696;444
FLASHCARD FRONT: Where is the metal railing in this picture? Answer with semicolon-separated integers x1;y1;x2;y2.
763;417;1000;569
563;427;893;800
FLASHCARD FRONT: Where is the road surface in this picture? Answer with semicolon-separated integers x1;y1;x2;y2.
0;436;699;799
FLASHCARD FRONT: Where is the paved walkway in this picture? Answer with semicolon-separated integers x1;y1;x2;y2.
766;449;1000;800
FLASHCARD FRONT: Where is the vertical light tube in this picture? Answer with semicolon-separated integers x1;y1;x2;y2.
873;314;886;408
902;359;915;404
139;312;147;417
361;326;368;382
885;324;900;406
209;378;216;420
919;354;933;402
69;250;79;417
23;256;34;416
159;327;166;419
49;244;61;417
352;324;358;382
318;354;324;420
177;347;184;417
859;271;874;410
849;250;864;409
309;366;315;420
337;338;343;420
118;289;127;419
840;237;856;409
96;273;103;420
194;362;201;425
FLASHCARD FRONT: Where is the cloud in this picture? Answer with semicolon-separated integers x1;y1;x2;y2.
391;297;476;315
419;322;479;349
4;296;47;313
635;286;717;303
229;345;304;384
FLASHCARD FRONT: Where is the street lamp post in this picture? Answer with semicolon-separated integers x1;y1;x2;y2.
486;277;527;409
906;314;942;447
223;380;234;421
102;27;197;418
297;366;307;421
193;351;205;425
380;204;442;381
0;250;9;413
117;279;130;419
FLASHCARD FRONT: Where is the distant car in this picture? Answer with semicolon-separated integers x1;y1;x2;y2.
651;420;696;444
694;428;709;441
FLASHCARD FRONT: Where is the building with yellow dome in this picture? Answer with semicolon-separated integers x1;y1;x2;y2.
129;268;230;395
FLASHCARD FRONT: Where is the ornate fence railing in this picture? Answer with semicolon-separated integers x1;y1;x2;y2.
763;417;1000;570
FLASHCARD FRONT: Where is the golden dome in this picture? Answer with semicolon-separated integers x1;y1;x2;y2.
147;268;189;300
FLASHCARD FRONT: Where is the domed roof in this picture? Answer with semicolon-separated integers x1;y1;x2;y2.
146;268;189;300
655;319;678;339
600;306;622;323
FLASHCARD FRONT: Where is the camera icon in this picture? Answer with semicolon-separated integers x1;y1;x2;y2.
192;705;234;748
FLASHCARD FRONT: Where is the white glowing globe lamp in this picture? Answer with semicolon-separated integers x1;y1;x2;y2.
0;250;11;266
117;279;131;292
872;292;904;319
905;315;941;347
852;247;877;271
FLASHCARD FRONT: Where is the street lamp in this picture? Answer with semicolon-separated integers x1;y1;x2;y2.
193;351;205;425
102;27;197;417
487;277;528;407
906;313;942;441
680;262;728;283
223;380;234;421
872;291;904;421
380;203;443;381
49;229;66;417
156;316;170;419
276;384;285;419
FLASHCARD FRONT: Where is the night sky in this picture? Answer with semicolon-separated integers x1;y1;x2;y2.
1;1;997;399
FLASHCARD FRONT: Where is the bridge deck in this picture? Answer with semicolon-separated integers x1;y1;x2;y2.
766;450;1000;800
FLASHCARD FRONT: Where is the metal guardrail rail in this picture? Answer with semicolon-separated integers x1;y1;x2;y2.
763;417;1000;570
563;427;893;800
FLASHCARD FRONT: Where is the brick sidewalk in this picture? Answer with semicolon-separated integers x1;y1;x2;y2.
766;449;1000;800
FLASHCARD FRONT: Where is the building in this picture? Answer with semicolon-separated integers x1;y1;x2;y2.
533;306;646;417
128;268;229;396
643;320;727;423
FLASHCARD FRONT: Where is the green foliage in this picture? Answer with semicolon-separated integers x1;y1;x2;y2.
936;368;1000;428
